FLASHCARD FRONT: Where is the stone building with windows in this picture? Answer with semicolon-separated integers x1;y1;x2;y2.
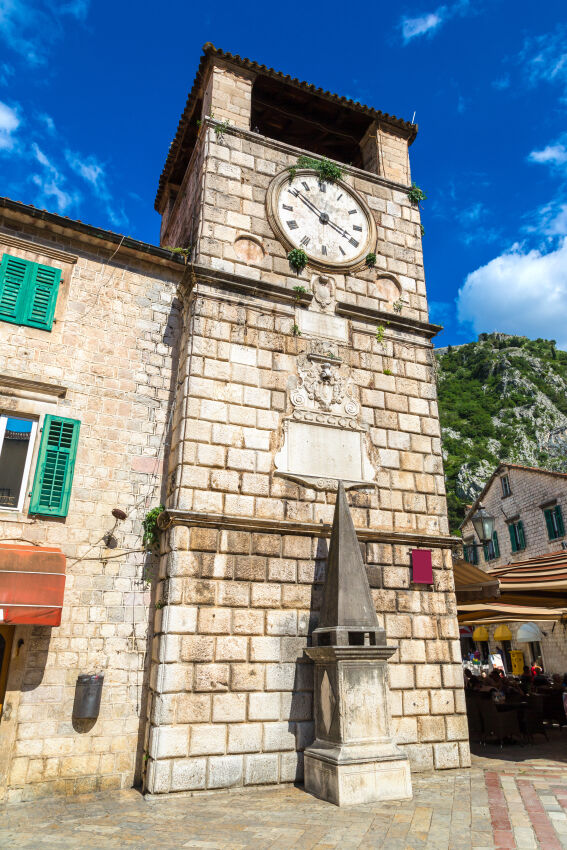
0;44;468;802
461;462;567;673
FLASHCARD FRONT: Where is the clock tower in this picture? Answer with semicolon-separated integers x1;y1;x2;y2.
145;45;469;796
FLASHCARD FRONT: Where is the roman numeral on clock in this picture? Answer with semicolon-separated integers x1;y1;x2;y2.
300;236;310;246
302;182;310;191
282;204;293;211
337;193;343;201
287;220;298;230
339;246;345;256
348;209;357;215
353;225;362;232
319;183;326;193
321;245;327;255
349;238;359;247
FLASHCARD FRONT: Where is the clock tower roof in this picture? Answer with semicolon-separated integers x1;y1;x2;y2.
155;43;418;212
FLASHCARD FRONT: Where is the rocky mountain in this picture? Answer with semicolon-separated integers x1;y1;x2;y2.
435;333;567;532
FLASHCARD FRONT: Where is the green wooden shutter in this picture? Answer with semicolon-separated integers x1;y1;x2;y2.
492;531;500;559
508;523;518;552
0;254;31;323
29;416;80;516
555;506;565;537
23;263;61;330
517;521;526;550
0;254;61;330
483;542;490;561
545;508;556;540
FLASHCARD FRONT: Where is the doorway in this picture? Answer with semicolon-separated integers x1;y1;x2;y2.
0;625;14;721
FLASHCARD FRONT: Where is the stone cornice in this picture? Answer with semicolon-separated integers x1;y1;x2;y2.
0;232;78;265
180;266;437;341
159;508;460;549
181;264;313;308
336;301;442;340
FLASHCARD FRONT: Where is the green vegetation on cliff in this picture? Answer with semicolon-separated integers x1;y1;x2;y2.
435;334;567;532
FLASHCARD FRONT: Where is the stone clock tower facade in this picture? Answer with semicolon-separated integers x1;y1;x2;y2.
144;45;469;795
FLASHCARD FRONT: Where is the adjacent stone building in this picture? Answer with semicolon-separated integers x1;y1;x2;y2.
0;44;468;802
461;462;567;672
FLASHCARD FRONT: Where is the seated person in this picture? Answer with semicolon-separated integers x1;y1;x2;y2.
520;665;533;694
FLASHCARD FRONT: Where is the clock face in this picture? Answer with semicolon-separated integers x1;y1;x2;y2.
268;169;375;271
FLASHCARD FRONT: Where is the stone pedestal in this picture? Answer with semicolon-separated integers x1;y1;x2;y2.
304;646;412;806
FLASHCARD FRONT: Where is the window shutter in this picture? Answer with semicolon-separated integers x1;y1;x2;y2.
545;508;556;540
555;506;565;537
472;544;478;565
493;531;500;559
24;263;61;330
29;416;80;517
517;521;526;550
483;542;489;561
0;254;30;323
508;523;518;552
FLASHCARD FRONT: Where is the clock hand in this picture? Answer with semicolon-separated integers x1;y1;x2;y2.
294;190;324;219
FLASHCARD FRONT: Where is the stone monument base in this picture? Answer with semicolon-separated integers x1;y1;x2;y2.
304;749;412;807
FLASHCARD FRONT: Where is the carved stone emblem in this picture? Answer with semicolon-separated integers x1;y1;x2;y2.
311;275;335;313
290;353;360;417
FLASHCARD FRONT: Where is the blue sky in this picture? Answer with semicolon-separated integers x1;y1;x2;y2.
1;0;566;347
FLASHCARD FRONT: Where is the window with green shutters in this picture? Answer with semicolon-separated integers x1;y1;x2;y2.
544;505;565;540
29;416;80;517
483;530;500;562
463;539;478;564
0;253;61;331
508;520;526;552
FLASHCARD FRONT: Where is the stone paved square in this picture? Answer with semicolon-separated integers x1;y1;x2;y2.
3;730;567;849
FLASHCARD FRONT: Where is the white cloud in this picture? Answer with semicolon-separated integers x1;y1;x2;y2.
30;142;80;213
520;24;567;100
65;149;127;228
400;0;470;43
65;150;105;188
457;239;567;349
0;100;20;150
31;173;76;212
0;0;90;64
528;144;567;167
492;75;510;91
402;11;444;41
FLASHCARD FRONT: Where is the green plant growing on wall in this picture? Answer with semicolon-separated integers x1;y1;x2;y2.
288;248;308;273
143;505;164;551
292;323;301;337
292;284;308;301
420;223;425;237
383;368;393;376
392;298;405;314
407;183;427;205
163;245;192;261
213;117;231;143
375;324;386;346
365;253;377;268
288;155;342;183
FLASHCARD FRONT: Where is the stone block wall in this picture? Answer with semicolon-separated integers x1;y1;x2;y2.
146;520;468;793
0;210;183;801
144;261;470;793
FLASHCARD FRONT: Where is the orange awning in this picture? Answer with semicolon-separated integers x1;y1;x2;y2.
0;544;66;626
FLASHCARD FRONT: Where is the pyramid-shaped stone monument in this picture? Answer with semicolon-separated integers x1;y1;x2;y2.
304;482;413;806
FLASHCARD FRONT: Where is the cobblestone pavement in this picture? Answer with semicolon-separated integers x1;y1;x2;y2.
3;733;567;849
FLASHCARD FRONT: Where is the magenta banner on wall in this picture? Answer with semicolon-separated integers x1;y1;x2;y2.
411;549;433;584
